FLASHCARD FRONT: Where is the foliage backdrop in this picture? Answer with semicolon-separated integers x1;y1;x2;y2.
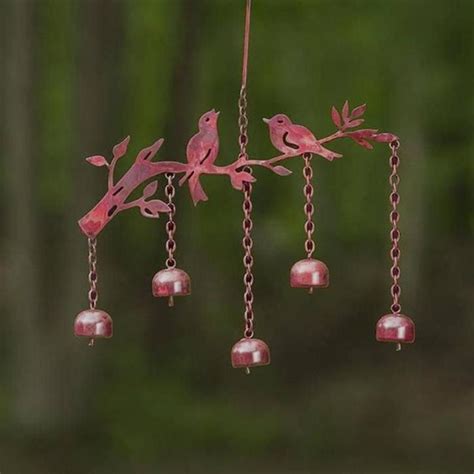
0;0;473;473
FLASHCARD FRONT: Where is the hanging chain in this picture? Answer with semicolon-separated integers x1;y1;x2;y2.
240;86;254;339
303;153;315;258
88;237;98;310
242;179;254;338
240;0;254;339
388;140;401;314
238;87;249;159
165;173;177;269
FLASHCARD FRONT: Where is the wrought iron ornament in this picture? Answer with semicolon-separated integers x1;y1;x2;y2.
74;0;415;362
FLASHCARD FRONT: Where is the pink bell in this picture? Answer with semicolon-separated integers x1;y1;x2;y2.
376;313;415;347
152;267;191;306
231;338;271;371
290;258;329;292
74;309;113;346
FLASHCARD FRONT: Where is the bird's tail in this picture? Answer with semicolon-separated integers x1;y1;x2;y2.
315;144;343;161
188;173;208;206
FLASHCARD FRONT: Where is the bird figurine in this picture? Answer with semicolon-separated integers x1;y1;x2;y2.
180;109;220;205
263;114;342;161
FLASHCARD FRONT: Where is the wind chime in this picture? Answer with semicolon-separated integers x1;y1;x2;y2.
74;0;415;369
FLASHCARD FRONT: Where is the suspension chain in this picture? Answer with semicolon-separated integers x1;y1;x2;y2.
240;86;255;339
238;87;249;157
165;173;177;269
388;140;401;314
303;153;315;258
242;179;254;339
239;0;255;339
88;237;98;310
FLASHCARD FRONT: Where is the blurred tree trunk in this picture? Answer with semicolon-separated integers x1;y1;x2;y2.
395;50;427;316
148;0;205;354
3;0;45;430
52;0;125;427
162;0;204;155
3;0;124;433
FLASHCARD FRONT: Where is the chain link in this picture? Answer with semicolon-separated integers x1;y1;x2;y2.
388;140;401;314
165;173;177;269
88;237;98;310
303;153;315;258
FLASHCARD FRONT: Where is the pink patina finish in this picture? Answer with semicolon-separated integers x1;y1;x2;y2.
264;114;342;161
75;0;409;355
260;101;398;166
152;268;191;306
290;258;329;290
231;338;271;369
74;309;113;340
179;110;220;205
289;151;330;293
75;239;113;346
151;173;192;307
376;140;415;349
78;137;183;237
376;314;415;344
79;101;397;239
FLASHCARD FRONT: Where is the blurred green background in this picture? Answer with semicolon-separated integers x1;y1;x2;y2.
1;0;473;473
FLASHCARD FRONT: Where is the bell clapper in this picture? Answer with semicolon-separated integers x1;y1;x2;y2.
168;295;174;307
245;367;251;375
88;338;95;347
396;343;402;352
308;287;314;294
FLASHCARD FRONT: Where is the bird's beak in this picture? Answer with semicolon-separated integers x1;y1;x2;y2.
215;111;220;117
262;118;270;124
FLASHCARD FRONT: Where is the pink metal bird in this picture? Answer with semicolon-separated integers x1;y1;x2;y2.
180;109;220;205
263;114;342;161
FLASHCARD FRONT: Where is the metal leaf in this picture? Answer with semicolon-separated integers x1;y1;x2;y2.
230;171;256;190
351;104;367;119
137;138;164;162
352;137;373;149
373;133;399;143
331;106;342;128
86;155;109;167
143;181;158;198
345;118;365;129
272;165;292;176
342;100;350;121
112;136;130;159
139;199;170;218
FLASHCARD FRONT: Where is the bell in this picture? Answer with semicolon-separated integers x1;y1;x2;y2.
290;258;329;292
376;313;415;346
74;309;113;346
152;267;191;306
231;337;271;371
